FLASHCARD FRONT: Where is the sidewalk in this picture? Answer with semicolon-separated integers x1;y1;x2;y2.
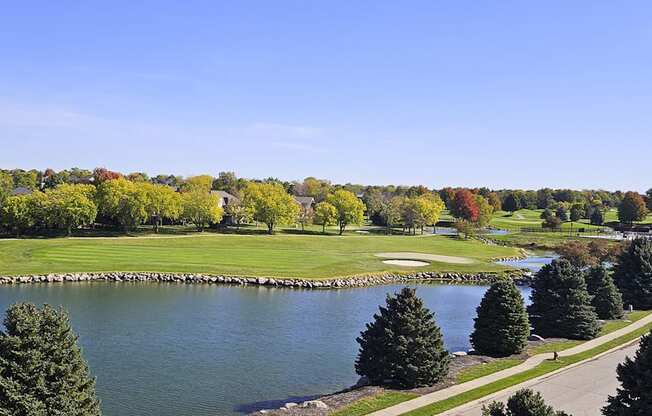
367;313;652;416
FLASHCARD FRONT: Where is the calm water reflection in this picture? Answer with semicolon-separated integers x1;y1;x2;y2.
0;282;531;415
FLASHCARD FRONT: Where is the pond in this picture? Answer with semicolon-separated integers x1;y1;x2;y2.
0;282;532;416
496;251;558;272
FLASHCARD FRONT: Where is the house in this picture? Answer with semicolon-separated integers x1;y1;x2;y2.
211;190;240;208
11;187;33;196
293;196;315;212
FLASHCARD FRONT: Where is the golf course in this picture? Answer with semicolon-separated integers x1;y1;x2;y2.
0;233;521;278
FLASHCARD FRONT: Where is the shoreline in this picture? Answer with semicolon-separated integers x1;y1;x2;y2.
0;256;530;289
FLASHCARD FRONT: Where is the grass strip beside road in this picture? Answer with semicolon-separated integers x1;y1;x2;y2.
403;321;652;416
331;392;419;416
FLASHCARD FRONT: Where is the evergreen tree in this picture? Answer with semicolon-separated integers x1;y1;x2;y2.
528;259;600;340
603;329;652;416
482;389;571;416
585;266;624;320
613;238;652;310
0;303;100;416
355;287;449;388
471;280;530;357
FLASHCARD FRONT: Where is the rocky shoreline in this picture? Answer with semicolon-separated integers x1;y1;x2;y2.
0;268;531;290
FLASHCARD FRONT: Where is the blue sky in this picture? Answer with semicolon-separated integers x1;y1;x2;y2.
1;1;650;190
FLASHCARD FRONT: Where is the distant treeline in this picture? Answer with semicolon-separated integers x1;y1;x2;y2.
0;167;650;236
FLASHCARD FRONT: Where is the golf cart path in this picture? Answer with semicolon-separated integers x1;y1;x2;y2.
367;312;652;416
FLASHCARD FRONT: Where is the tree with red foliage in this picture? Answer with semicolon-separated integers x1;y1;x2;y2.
92;167;122;184
451;189;479;222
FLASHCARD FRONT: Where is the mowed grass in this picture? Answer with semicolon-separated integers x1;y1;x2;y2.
0;234;520;278
331;391;419;416
491;209;604;232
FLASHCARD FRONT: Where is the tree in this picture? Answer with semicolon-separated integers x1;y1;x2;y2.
0;172;12;202
242;182;299;234
502;193;521;213
182;190;223;231
326;190;365;235
557;240;595;268
570;203;584;222
647;188;652;211
313;201;337;233
182;175;213;193
590;208;605;226
95;178;148;230
142;183;182;232
487;192;502;212
528;259;600;340
46;184;98;235
471;280;530;356
381;197;403;235
212;172;240;196
585;266;624;320
618;191;648;224
555;206;569;222
0;195;35;236
474;195;494;229
224;200;253;230
415;193;445;233
482;389;570;416
451;189;479;222
297;204;313;232
92;167;121;184
454;220;477;239
0;303;100;416
613;238;652;310
355;288;449;388
603;329;652;416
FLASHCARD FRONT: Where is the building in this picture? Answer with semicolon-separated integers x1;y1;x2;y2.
211;190;240;208
293;196;315;212
10;187;33;196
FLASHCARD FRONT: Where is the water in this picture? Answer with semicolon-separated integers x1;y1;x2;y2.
0;282;531;416
497;251;558;272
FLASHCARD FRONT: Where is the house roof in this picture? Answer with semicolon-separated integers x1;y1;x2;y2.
11;187;33;196
211;190;240;202
293;196;315;205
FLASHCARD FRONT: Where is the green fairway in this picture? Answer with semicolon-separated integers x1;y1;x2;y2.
491;209;604;232
0;234;520;278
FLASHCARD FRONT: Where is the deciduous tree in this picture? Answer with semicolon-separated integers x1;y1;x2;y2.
46;184;98;235
618;191;648;224
451;189;479;222
326;190;365;235
182;190;223;231
242;182;299;234
142;183;182;232
313;201;338;233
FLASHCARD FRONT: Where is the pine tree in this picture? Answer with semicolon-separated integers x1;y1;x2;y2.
613;238;652;310
585;266;624;320
482;389;571;416
355;287;449;388
0;303;101;416
471;279;530;357
603;329;652;415
528;259;600;340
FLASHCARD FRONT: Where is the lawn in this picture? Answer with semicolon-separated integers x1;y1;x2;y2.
490;209;605;232
331;392;418;416
0;234;520;278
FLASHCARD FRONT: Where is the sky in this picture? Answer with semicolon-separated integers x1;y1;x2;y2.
1;1;650;191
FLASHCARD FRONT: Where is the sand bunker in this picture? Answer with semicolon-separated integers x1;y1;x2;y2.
375;252;474;264
382;260;430;267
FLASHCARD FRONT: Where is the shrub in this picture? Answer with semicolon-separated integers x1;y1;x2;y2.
482;388;571;416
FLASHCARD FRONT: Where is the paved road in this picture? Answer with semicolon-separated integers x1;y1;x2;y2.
442;343;637;416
